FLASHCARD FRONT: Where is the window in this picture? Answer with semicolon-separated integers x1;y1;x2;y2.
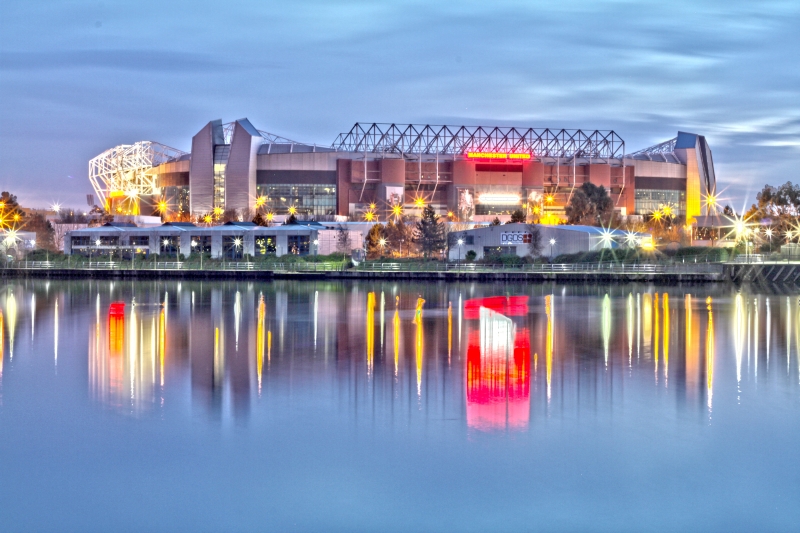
129;236;149;246
484;246;516;256
255;184;336;216
190;236;212;255
287;235;310;255
635;189;686;216
222;235;244;260
159;236;179;256
213;145;230;211
71;236;90;247
256;236;277;255
448;234;474;245
99;236;119;246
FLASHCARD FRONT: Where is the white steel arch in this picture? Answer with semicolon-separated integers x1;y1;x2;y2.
88;141;187;210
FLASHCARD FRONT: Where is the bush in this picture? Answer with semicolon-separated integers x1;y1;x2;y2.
671;246;731;262
465;250;477;262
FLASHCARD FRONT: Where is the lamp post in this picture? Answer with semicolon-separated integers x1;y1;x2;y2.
378;238;386;259
457;238;464;266
549;238;556;259
313;238;319;257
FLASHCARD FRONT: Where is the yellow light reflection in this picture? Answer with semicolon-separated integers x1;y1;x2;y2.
414;297;425;397
366;292;376;376
663;293;669;383
257;294;265;395
393;298;400;377
159;307;165;388
654;293;660;379
685;295;700;396
627;293;634;367
642;293;652;353
448;301;453;364
706;297;715;410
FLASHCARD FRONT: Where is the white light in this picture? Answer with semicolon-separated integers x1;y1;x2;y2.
191;241;197;247
313;239;319;245
457;239;464;245
549;238;556;245
477;193;521;205
95;239;101;246
162;239;169;246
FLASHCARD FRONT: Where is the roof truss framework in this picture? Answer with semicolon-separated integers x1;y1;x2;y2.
332;123;626;159
625;137;681;163
88;141;187;208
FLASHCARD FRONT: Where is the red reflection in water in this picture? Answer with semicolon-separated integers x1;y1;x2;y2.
464;296;528;320
465;299;530;430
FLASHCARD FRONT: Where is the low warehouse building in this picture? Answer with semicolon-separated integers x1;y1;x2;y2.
64;221;363;259
447;223;651;260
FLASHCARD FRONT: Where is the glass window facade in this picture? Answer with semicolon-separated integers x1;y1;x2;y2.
71;236;90;247
635;189;685;216
190;236;212;255
256;236;277;255
129;236;149;246
287;235;310;255
159;236;179;256
213;145;230;212
256;184;336;216
222;235;244;259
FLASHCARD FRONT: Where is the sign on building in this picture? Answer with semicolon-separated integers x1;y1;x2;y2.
500;232;531;245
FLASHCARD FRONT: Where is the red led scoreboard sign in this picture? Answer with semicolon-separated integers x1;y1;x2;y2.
466;152;531;160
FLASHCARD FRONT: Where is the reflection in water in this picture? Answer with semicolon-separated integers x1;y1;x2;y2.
5;293;16;359
602;294;610;367
707;297;715;410
1;281;798;429
546;294;553;402
466;299;530;431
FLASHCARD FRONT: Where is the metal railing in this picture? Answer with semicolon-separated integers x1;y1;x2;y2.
6;259;724;275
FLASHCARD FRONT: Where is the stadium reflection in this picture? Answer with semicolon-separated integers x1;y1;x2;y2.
0;281;798;431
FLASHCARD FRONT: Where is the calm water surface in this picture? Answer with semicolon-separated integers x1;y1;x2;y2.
0;280;799;532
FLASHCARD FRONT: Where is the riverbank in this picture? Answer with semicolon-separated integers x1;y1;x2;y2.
3;262;800;284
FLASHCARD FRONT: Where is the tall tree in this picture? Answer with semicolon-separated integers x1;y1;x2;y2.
509;209;526;223
365;223;386;259
565;183;613;226
526;223;544;257
335;225;352;255
415;205;445;259
0;191;24;230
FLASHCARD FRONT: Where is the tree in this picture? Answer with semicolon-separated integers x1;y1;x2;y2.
491;217;501;226
565;183;613;226
0;191;24;230
526;223;543;257
284;213;298;225
336;225;352;255
24;213;57;252
722;205;735;217
365;223;386;259
509;209;526;224
386;217;414;257
414;205;445;259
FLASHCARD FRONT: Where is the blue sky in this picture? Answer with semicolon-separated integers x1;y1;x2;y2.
1;0;798;210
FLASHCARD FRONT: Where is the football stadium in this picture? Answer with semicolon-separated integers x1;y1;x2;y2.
88;118;717;224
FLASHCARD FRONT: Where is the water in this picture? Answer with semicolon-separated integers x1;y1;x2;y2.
1;280;799;532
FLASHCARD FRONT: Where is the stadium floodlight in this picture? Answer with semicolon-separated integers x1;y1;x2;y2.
88;141;187;212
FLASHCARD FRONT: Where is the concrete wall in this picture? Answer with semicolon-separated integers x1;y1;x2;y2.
226;120;260;213
189;120;222;214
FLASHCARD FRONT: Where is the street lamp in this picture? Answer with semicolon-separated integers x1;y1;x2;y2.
313;238;319;257
457;238;464;266
549;238;556;258
378;237;386;259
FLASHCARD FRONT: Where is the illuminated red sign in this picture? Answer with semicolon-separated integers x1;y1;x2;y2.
466;152;531;160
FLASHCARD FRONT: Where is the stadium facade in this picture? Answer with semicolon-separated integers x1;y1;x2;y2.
90;118;717;223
